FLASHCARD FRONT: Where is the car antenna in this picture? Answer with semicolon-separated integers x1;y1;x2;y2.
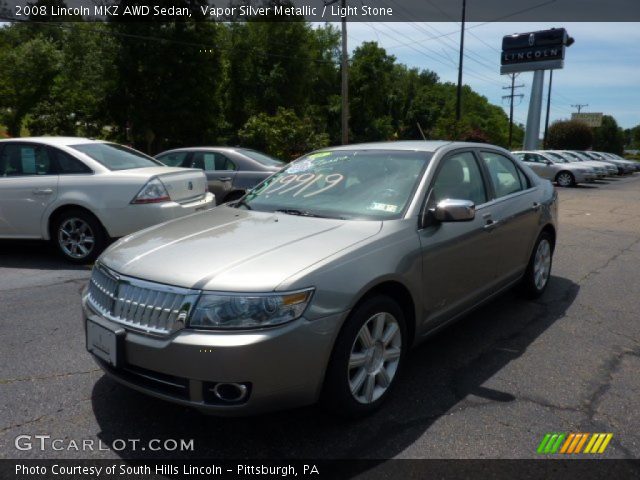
417;122;427;141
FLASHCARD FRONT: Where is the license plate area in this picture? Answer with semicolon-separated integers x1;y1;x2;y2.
86;319;124;367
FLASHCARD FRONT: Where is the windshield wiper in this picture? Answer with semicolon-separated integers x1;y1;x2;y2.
233;198;252;210
274;209;343;219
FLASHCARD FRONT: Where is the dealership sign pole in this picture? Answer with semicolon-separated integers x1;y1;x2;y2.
501;28;574;150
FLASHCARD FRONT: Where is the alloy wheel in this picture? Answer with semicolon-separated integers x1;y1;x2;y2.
348;312;402;404
533;238;552;290
58;217;95;259
557;173;573;187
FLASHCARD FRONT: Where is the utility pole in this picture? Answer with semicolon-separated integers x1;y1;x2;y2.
455;0;466;137
543;70;554;148
502;73;525;147
571;103;588;113
340;0;349;145
325;0;349;144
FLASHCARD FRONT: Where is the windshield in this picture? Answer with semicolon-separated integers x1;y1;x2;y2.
240;149;285;167
70;143;162;171
546;152;568;163
235;149;431;220
562;151;584;161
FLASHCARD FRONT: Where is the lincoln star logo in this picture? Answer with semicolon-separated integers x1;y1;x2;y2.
529;33;535;46
187;181;193;190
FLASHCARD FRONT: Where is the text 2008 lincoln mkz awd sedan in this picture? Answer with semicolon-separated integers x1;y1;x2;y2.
83;141;557;417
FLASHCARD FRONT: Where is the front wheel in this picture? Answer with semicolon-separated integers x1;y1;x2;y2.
555;171;575;187
520;231;554;298
321;295;407;418
52;209;106;264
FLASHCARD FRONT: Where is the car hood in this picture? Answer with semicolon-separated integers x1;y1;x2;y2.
99;207;382;292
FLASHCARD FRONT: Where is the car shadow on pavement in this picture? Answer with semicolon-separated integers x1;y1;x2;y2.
91;276;579;460
0;240;89;270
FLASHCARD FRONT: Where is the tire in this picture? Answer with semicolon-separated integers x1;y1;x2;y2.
51;209;106;264
520;231;554;299
321;295;407;418
555;171;575;187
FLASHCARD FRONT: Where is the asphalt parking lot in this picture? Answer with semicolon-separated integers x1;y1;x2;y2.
1;174;640;460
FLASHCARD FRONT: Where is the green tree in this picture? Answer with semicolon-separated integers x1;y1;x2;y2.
238;107;329;160
545;120;594;150
0;36;61;136
592;115;625;154
349;42;397;142
26;23;117;137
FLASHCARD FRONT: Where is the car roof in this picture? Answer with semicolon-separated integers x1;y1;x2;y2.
319;140;511;153
0;137;104;146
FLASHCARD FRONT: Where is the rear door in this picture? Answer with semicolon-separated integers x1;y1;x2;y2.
477;150;541;284
0;143;59;238
191;151;237;202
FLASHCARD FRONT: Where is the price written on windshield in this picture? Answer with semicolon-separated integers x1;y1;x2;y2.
264;173;345;198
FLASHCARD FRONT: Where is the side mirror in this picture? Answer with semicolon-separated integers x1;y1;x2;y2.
432;199;476;222
545;160;553;165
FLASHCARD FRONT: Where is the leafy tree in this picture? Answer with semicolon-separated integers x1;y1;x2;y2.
592;115;625;154
0;35;61;136
545;120;594;150
238;107;329;160
27;23;117;137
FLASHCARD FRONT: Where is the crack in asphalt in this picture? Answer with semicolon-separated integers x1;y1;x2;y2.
0;368;101;385
577;236;640;284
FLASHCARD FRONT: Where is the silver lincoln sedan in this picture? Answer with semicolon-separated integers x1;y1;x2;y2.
82;141;558;417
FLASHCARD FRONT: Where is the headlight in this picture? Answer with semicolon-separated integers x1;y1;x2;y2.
189;289;314;329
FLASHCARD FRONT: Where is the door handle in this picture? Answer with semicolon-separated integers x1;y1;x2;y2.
484;219;500;231
532;202;541;211
218;177;232;182
33;188;54;195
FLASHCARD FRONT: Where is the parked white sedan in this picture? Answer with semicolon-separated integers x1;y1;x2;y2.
0;137;215;263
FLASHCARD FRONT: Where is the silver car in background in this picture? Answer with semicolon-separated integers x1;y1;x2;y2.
559;150;627;175
83;141;558;417
581;151;638;174
512;150;596;187
540;151;614;177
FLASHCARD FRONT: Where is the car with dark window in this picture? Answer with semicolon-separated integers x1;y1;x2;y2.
84;141;557;417
155;147;284;203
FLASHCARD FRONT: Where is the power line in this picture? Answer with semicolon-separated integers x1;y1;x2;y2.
502;73;525;146
571;104;589;113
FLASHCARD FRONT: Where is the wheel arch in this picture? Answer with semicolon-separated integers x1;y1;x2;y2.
347;280;417;348
46;204;109;241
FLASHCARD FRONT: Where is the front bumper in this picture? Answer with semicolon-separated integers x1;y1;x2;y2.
82;296;344;415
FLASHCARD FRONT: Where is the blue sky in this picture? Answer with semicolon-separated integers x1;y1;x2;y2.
345;22;640;130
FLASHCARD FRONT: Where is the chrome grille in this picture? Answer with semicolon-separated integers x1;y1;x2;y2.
87;264;200;336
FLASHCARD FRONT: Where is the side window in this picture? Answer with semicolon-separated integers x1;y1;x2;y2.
521;153;534;163
0;144;54;176
52;149;92;174
156;152;189;167
479;151;527;198
216;154;236;171
431;151;487;206
192;152;216;171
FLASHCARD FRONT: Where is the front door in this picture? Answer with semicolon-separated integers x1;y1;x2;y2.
418;150;499;333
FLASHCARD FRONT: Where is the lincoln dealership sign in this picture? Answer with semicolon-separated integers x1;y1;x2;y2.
501;28;573;74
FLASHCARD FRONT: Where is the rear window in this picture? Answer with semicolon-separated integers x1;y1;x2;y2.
240;149;285;167
70;143;161;171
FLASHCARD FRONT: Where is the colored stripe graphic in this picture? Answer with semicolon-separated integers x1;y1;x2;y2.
539;433;613;454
